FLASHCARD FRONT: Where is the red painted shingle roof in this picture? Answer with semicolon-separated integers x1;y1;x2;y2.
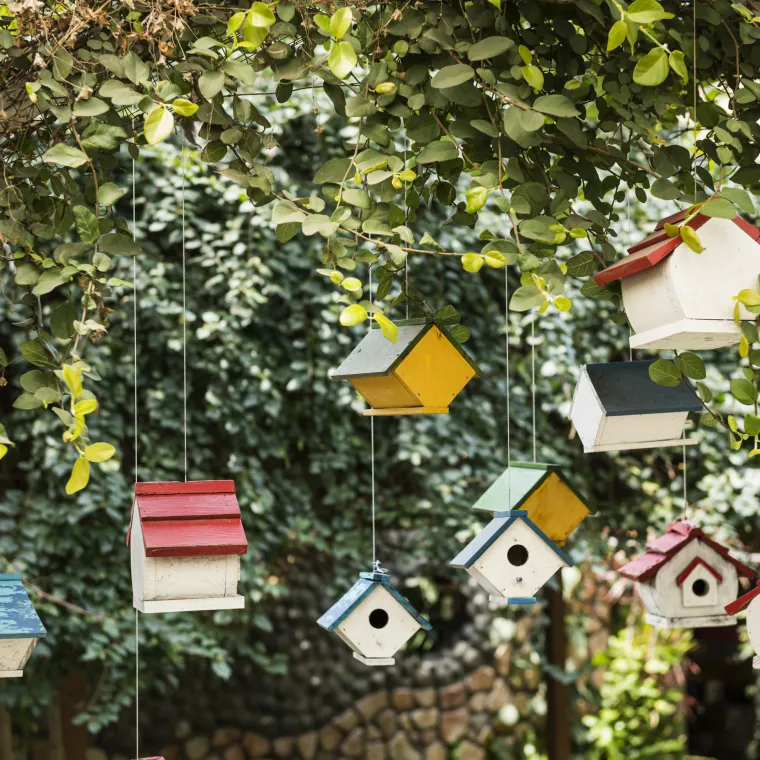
127;481;248;558
618;520;755;583
725;580;760;616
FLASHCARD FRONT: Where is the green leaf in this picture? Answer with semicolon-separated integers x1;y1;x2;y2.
0;348;7;368
431;64;475;89
41;143;89;168
374;312;398;343
510;285;545;311
520;110;545;131
330;7;353;39
745;413;760;436
65;457;91;495
467;37;513;61
626;0;674;24
648;358;681;387
674;352;706;380
462;253;485;273
13;393;42;410
32;270;67;296
124;51;150;85
15;263;39;286
98;182;126;207
607;20;628;51
340;304;368;326
565;251;595;277
73;97;110;117
20;340;51;368
417;140;458;164
72;205;99;244
171;98;199;117
522;65;544;90
144;107;174;146
633;48;669;87
680;225;704;253
249;2;276;27
84;442;116;463
434;306;461;326
328;41;357;80
696;381;712;403
448;324;471;343
532;94;578;118
701;197;737;219
722;187;755;215
466;186;489;214
98;232;141;256
731;377;758;405
669;50;688;83
199;70;225;99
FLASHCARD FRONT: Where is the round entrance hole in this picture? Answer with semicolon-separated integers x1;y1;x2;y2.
369;608;389;629
692;578;709;597
507;544;529;567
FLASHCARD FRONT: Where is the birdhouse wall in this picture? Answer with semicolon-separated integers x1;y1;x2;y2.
624;218;758;342
350;375;420;410
681;563;719;608
471;520;566;599
131;512;240;604
336;585;421;660
0;637;37;677
394;326;476;408
647;542;737;620
746;598;760;654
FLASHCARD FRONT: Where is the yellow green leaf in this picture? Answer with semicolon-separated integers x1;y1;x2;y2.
330;7;353;39
569;228;587;239
734;301;741;325
375;82;396;94
663;222;680;237
554;296;572;312
736;289;760;307
749;449;760;458
171;99;199;117
679;225;704;253
65;457;91;495
63;364;82;399
341;277;362;292
74;399;98;416
144;106;174;146
0;444;7;461
465;186;489;214
84;442;116;463
522;65;544;90
669;50;688;83
329;271;344;285
227;11;245;36
340;304;368;326
740;335;750;358
607;20;628;52
518;45;532;64
462;253;485;273
248;2;275;27
484;250;507;268
374;312;398;343
328;41;357;80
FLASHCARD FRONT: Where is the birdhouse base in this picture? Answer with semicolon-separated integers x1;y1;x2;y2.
629;319;741;351
0;670;23;678
353;652;395;667
134;594;245;614
645;612;736;629
363;407;449;417
489;596;537;605
583;437;698;453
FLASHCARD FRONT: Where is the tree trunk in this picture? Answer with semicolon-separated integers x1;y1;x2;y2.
59;671;87;759
545;575;570;760
0;703;14;760
47;696;64;760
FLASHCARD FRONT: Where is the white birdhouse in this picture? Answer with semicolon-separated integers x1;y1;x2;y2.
725;581;760;668
317;571;432;666
127;480;248;613
450;510;573;603
0;574;46;678
569;360;701;452
594;211;760;350
619;520;755;629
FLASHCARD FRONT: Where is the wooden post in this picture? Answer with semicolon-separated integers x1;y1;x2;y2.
545;574;570;760
60;671;87;760
0;703;14;760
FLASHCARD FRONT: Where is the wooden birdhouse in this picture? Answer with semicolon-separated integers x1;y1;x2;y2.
725;581;760;667
127;481;248;613
471;462;590;546
450;510;573;603
317;571;432;666
619;520;755;629
594;211;760;350
569;360;701;452
331;318;479;416
0;574;46;678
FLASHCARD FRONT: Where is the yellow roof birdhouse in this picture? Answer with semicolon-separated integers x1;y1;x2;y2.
471;462;590;546
332;318;480;416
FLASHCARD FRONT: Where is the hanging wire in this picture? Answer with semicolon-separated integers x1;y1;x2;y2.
135;609;139;759
401;119;409;320
181;141;188;482
531;316;537;462
502;213;512;506
627;188;633;362
368;266;377;570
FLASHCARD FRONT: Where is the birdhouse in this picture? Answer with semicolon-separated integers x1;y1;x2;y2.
127;481;248;613
0;574;46;678
725;581;760;668
593;211;760;350
450;510;573;602
331;318;479;416
317;571;432;666
569;360;701;452
471;462;590;546
619;520;755;629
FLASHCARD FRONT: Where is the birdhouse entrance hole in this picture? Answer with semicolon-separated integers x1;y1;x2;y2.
508;544;529;566
369;608;389;629
693;579;709;597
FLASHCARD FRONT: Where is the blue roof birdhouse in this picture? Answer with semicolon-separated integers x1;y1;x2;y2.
0;574;46;678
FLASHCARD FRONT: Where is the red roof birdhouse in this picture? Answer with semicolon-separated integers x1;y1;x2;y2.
594;211;760;350
127;481;248;613
725;580;760;668
618;519;754;629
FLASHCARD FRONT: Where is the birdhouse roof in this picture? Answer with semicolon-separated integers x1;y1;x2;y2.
450;510;573;570
618;520;755;583
0;574;46;640
331;318;480;379
593;211;760;287
725;580;760;616
582;361;701;416
127;481;248;558
316;572;432;632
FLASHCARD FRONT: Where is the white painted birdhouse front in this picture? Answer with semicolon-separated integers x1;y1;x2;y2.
726;582;760;668
619;520;755;629
594;212;760;350
0;574;46;678
127;481;248;613
570;361;701;453
317;572;431;666
450;510;572;603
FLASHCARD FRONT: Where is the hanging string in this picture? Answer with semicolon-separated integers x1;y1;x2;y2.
135;608;139;759
181;141;188;482
627;187;633;362
531;316;537;462
502;212;512;507
401;120;409;320
368;266;377;570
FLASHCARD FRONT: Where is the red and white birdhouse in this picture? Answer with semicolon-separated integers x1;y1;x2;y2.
725;580;760;668
127;481;248;613
618;519;755;629
594;211;760;350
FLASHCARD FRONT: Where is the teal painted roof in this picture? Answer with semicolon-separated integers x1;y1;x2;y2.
0;574;46;639
450;510;573;570
317;572;432;632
